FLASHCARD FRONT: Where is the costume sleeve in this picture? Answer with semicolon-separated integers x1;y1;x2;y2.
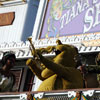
26;59;45;81
38;53;81;81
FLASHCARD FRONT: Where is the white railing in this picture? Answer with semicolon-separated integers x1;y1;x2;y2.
0;89;100;100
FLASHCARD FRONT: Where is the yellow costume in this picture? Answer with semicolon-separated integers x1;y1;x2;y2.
26;40;83;91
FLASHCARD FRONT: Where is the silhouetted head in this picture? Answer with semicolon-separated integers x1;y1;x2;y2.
1;51;16;66
76;91;82;98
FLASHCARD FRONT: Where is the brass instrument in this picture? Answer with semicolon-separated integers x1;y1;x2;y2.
28;37;39;59
27;37;43;70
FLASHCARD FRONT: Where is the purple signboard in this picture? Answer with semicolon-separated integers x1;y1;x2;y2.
40;0;100;39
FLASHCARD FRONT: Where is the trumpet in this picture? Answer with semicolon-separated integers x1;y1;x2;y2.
27;37;43;70
28;37;39;59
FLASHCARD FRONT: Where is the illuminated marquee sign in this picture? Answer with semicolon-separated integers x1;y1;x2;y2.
40;0;100;39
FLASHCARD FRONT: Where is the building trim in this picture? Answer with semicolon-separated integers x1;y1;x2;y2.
32;0;48;41
0;34;100;59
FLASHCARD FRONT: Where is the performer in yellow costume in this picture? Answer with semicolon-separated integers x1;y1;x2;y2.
26;39;83;91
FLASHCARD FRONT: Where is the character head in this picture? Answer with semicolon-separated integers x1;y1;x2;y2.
53;40;78;67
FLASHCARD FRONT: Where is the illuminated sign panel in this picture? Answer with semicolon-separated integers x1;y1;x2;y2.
40;0;100;39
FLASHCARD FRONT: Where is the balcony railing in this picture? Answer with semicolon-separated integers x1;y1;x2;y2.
1;88;100;100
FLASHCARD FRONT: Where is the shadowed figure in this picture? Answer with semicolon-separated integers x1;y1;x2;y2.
0;51;16;92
